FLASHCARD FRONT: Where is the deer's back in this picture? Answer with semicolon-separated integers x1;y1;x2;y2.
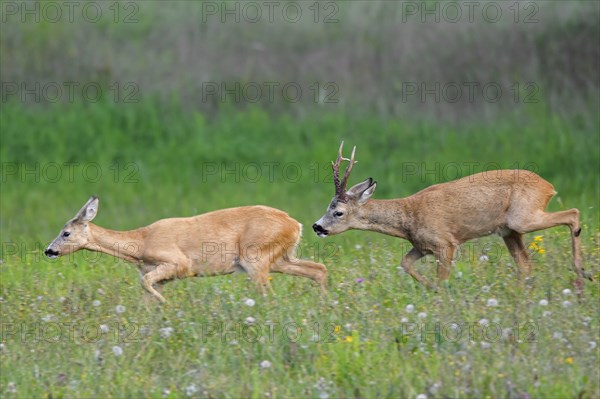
407;170;555;243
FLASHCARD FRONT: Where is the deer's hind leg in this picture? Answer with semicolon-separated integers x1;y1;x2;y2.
502;230;531;277
271;259;328;291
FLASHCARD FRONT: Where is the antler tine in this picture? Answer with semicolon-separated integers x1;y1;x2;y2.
331;141;345;196
339;145;357;191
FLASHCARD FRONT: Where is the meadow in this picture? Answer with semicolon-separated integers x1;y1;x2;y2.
1;99;599;398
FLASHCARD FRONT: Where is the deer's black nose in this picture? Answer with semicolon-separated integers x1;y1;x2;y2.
312;224;328;235
45;248;59;257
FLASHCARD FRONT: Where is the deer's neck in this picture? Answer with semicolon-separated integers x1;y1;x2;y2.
86;224;146;263
354;199;412;239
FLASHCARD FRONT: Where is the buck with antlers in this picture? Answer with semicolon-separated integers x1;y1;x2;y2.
313;142;591;287
45;197;327;302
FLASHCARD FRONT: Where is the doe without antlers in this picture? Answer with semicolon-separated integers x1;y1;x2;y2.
313;142;591;287
46;197;327;303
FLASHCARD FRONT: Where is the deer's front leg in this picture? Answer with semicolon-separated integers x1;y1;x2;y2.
140;263;179;303
400;247;434;288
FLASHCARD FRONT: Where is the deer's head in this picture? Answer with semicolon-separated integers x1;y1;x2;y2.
45;196;99;258
312;142;377;237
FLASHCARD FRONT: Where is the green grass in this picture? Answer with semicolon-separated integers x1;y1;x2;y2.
1;101;599;398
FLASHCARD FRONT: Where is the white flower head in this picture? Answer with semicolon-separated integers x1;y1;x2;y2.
481;285;490;293
185;384;198;396
487;298;498;307
92;300;101;307
112;346;123;356
159;327;174;339
416;394;427;399
245;316;256;325
562;288;572;296
417;312;427;319
100;324;109;333
259;360;272;369
479;255;489;262
479;318;490;326
405;304;415;313
562;300;572;308
244;298;256;307
539;299;548;306
115;305;126;314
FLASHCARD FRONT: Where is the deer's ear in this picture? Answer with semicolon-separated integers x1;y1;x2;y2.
346;178;373;197
75;196;99;222
357;181;377;205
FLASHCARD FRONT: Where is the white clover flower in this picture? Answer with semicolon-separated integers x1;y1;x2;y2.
562;288;572;296
185;384;198;396
115;305;126;314
416;394;427;399
259;360;272;369
479;318;489;326
418;312;427;319
92;300;101;307
401;317;409;323
539;299;548;306
487;298;498;307
405;304;415;313
355;244;362;250
100;324;109;333
244;298;256;307
159;327;174;339
562;300;572;308
481;285;490;293
112;346;123;356
479;255;489;262
245;316;256;325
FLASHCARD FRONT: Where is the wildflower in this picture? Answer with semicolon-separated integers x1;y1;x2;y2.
479;318;489;326
97;288;106;295
416;394;427;399
244;298;256;307
42;315;54;322
405;304;415;313
356;278;364;283
417;312;427;319
562;288;572;296
334;325;341;333
538;249;546;254
7;382;16;393
159;327;174;339
533;235;543;242
112;346;123;356
543;311;552;317
479;255;489;262
481;342;491;349
245;317;256;325
562;300;572;308
59;296;66;303
92;300;101;307
185;384;198;396
268;276;273;281
99;324;109;333
259;360;272;369
457;271;463;278
487;298;498;307
552;331;563;340
401;317;409;323
589;341;597;350
344;335;353;343
177;311;185;318
355;244;362;250
565;357;574;364
481;285;490;293
115;305;126;314
539;299;548;306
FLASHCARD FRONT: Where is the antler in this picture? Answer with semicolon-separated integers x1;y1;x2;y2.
331;141;357;199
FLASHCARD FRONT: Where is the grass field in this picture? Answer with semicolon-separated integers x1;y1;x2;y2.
1;99;599;398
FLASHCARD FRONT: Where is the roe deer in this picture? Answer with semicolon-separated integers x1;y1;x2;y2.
45;196;327;302
312;142;591;287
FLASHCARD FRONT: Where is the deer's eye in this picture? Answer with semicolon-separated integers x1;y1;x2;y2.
63;231;70;237
334;211;344;217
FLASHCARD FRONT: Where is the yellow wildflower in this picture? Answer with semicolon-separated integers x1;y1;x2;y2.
565;357;574;364
334;325;341;333
534;235;543;242
344;336;353;343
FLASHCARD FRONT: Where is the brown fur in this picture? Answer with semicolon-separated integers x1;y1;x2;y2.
46;197;327;302
314;150;590;286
